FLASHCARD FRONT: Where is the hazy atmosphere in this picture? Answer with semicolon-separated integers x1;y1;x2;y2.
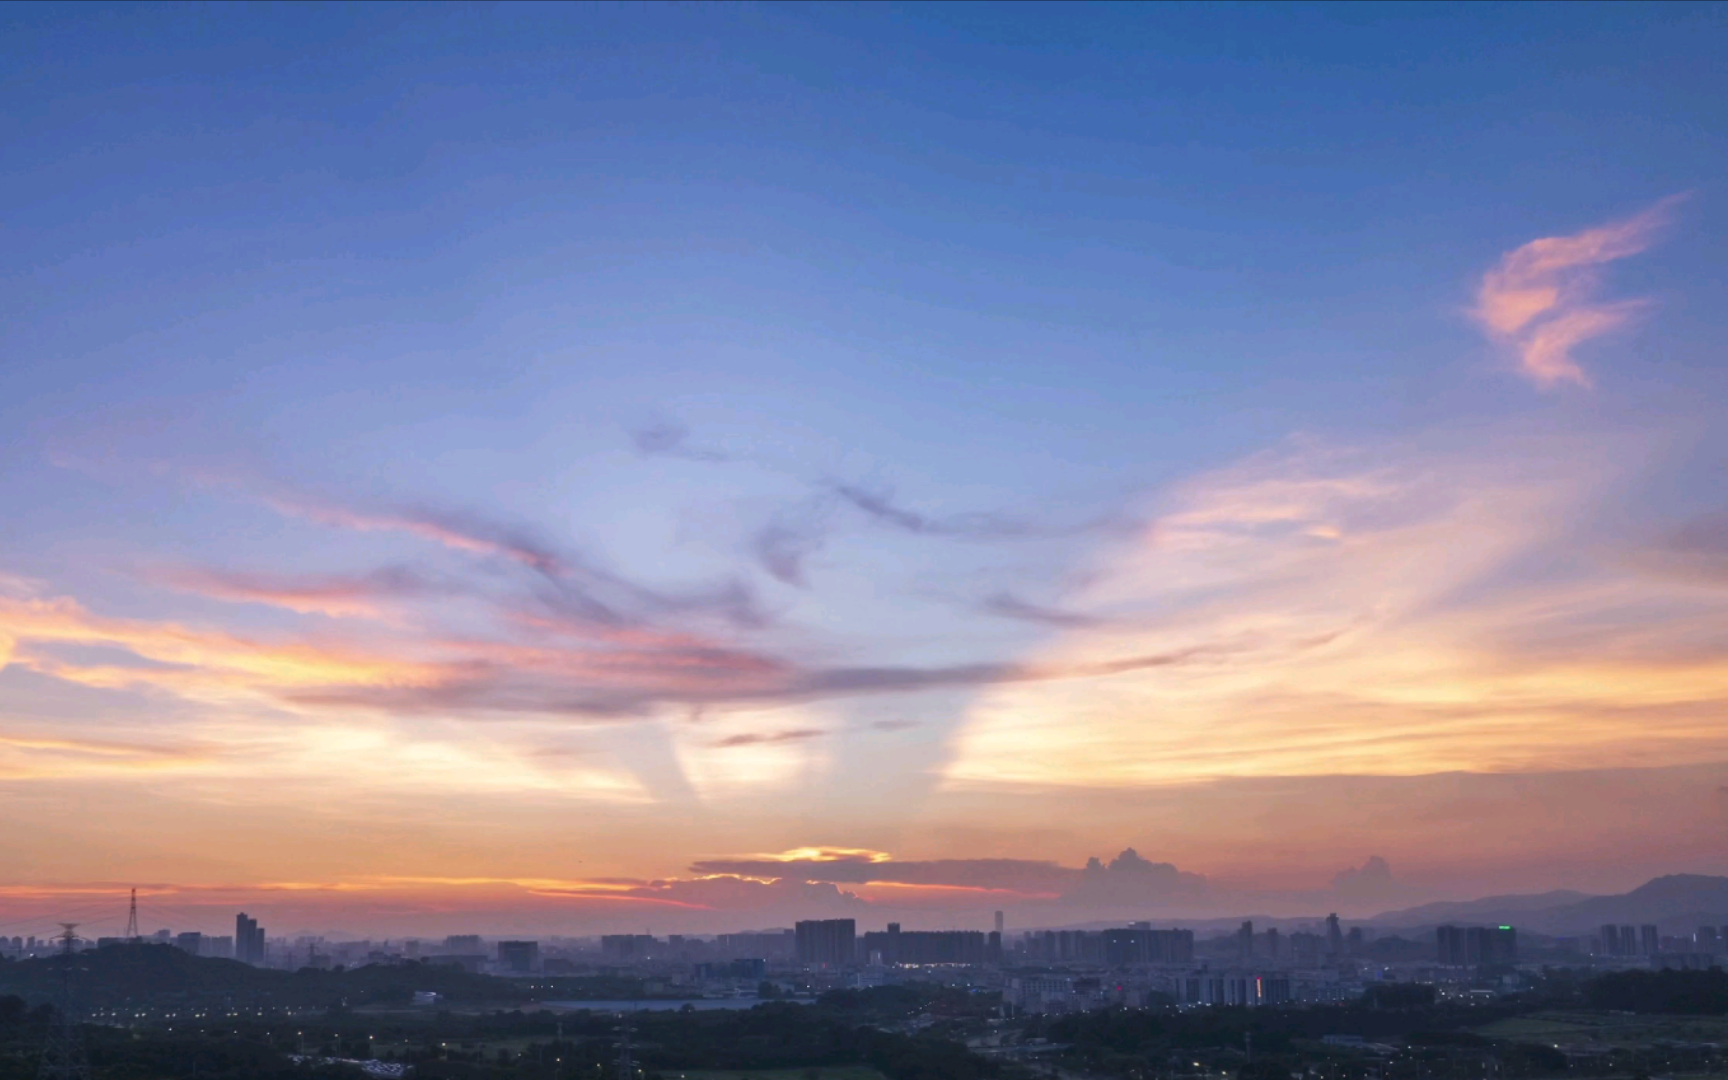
5;3;1728;940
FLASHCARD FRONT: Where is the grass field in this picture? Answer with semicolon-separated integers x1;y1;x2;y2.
670;1068;889;1080
1475;1010;1728;1048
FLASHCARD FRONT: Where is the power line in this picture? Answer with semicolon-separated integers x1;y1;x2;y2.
136;898;230;931
0;901;127;934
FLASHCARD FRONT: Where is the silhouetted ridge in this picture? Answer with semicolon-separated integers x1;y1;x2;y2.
1372;874;1728;933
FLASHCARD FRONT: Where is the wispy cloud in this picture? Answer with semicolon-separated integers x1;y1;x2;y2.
745;481;1139;587
980;591;1110;628
266;640;1221;720
680;847;1212;906
103;458;772;631
0;572;47;599
829;482;1137;541
751;499;833;587
788;645;1219;700
257;489;572;577
1633;511;1728;586
947;431;1728;789
688;853;1076;890
737;847;893;863
0;731;215;780
620;417;1141;588
709;727;826;749
1474;195;1683;388
869;718;921;732
146;565;438;619
23;408;1728;903
627;418;731;462
0;593;460;701
2;564;1232;749
240;478;775;631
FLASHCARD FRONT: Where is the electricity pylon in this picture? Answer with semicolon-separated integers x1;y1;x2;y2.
37;923;91;1080
616;1010;634;1080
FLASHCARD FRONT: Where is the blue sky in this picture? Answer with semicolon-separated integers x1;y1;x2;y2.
3;2;1728;934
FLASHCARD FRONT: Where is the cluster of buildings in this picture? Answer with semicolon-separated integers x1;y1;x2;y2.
144;913;266;963
797;918;1007;966
1595;923;1724;956
1021;925;1194;965
31;900;1720;1021
1003;971;1300;1013
1435;925;1517;967
1;935;68;959
1590;923;1723;970
0;928;246;960
1001;915;1380;1014
781;915;1432;1015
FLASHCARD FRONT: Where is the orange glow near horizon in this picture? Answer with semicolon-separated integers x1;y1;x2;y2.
4;192;1728;936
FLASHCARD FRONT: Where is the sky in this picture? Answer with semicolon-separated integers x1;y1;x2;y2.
3;1;1728;939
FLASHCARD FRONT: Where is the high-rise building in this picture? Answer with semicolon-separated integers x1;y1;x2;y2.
1178;974;1290;1007
794;919;856;966
601;935;656;960
1287;930;1324;964
1468;925;1517;965
1019;926;1191;965
1618;925;1638;956
235;913;265;965
1437;926;1467;966
1439;925;1514;965
1238;921;1254;962
1640;925;1659;956
715;930;796;959
1089;926;1192;965
1599;924;1621;955
1264;927;1280;960
1495;925;1518;964
497;940;539;973
1101;928;1146;966
994;911;1004;936
864;919;1002;967
1325;913;1343;956
1696;926;1720;952
173;932;202;956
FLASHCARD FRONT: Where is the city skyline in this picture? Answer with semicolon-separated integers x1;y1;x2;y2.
5;4;1728;937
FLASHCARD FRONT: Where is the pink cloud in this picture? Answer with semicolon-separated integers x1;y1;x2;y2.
256;493;567;576
1474;195;1683;388
146;565;430;619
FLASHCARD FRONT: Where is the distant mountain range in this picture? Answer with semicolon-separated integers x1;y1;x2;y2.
1370;875;1728;935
